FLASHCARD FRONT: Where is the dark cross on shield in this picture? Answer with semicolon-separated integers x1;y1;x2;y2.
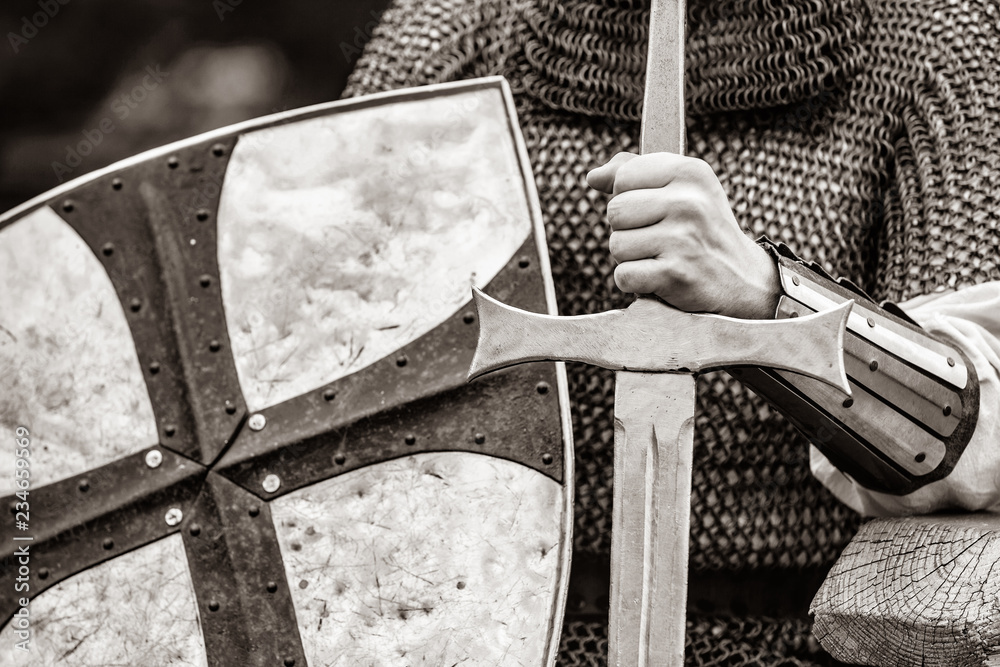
0;79;574;666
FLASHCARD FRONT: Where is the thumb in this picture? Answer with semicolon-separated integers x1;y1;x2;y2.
586;152;638;194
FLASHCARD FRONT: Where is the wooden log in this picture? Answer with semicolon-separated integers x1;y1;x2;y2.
811;514;1000;666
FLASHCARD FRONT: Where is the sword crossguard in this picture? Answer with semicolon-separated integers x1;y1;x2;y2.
467;287;853;396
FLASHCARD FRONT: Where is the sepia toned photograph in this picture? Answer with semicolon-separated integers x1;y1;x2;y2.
1;1;998;665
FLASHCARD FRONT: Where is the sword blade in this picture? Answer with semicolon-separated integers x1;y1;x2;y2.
611;0;689;664
610;371;694;666
640;0;686;155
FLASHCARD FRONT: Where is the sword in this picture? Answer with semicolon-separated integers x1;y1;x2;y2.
469;1;852;663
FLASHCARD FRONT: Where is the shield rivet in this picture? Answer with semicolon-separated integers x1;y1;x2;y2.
518;256;530;268
196;209;210;222
62;199;74;212
536;381;550;395
208;600;220;612
463;312;475;324
248;505;260;518
405;434;416;446
102;538;114;550
129;298;142;312
266;581;278;593
211;143;226;157
102;242;114;256
164;508;183;526
78;480;90;493
284;658;296;667
145;449;163;468
189;523;201;536
262;474;281;493
167;156;179;169
396;355;408;367
209;339;221;353
38;568;49;580
199;274;212;288
111;178;123;190
149;362;161;374
334;453;346;465
323;388;336;401
542;453;553;465
474;433;486;445
165;424;177;437
225;401;237;415
248;414;267;431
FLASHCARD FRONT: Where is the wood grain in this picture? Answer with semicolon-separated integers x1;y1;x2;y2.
811;514;1000;666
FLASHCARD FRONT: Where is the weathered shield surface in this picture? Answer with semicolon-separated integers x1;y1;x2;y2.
0;78;573;666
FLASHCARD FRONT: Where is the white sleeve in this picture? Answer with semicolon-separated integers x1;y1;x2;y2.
810;281;1000;517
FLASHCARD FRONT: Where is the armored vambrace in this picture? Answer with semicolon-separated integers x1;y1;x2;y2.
735;240;980;496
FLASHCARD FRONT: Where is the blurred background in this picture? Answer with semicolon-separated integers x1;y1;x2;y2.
0;0;391;212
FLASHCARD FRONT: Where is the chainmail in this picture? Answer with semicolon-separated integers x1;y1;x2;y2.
345;0;1000;663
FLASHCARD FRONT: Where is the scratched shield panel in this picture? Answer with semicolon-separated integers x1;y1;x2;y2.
0;78;573;667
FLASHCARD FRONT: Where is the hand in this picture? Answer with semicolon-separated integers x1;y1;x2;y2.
587;152;782;319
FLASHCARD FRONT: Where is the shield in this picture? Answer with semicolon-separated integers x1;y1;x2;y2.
0;77;573;666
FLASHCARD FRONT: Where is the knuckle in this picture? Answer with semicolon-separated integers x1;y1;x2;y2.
605;198;622;228
683;157;716;182
608;231;623;258
614;157;648;192
614;264;636;293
